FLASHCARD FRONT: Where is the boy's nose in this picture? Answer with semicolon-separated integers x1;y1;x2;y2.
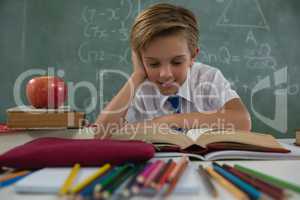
159;65;173;79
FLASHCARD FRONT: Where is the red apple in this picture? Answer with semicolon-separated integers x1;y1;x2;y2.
26;76;67;108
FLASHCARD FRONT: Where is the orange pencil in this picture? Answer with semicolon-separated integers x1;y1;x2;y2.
164;158;188;197
0;170;30;183
168;156;188;182
155;161;176;190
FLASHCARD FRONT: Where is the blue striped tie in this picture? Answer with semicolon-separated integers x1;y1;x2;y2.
167;95;183;132
167;95;181;113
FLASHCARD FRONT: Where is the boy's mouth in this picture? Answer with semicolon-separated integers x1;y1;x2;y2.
159;81;177;88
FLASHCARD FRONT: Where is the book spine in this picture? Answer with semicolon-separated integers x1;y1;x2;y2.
7;112;85;129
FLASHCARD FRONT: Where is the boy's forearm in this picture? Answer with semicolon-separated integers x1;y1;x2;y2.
108;109;251;135
95;72;145;128
151;110;251;131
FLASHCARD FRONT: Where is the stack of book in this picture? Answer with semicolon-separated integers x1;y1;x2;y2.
296;129;300;146
6;106;85;129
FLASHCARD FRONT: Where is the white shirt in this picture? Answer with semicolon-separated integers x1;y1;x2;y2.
126;62;239;123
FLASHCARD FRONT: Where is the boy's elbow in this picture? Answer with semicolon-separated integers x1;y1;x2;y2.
237;112;252;131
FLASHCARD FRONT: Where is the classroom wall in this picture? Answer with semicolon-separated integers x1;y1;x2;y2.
1;0;299;138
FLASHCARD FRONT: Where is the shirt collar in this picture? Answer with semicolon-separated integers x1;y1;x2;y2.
177;68;192;102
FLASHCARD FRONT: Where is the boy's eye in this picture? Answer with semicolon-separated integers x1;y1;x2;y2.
172;61;182;66
149;63;160;68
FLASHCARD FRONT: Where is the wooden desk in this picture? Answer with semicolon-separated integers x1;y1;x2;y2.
0;132;299;200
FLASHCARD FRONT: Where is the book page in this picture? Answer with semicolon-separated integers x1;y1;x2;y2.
154;152;205;160
185;128;215;142
111;126;194;149
196;130;286;149
203;143;300;161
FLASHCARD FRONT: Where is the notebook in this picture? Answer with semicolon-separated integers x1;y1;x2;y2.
14;167;99;194
155;142;300;161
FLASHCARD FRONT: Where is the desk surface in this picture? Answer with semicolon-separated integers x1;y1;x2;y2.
0;132;300;200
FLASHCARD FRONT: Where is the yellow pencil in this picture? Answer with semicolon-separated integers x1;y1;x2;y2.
70;163;111;194
59;163;81;195
206;167;250;200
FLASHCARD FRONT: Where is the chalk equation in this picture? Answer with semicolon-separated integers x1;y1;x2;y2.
78;0;134;65
200;30;277;71
78;41;130;65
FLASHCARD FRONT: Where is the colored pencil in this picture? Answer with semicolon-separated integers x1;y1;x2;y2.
137;162;155;184
93;164;131;194
163;157;188;197
168;156;188;182
93;165;132;199
0;170;30;183
226;164;284;194
77;167;119;198
198;164;218;198
59;163;81;195
70;163;110;194
206;167;250;200
155;161;176;190
151;159;172;188
223;164;284;200
100;166;137;199
144;160;165;187
121;164;147;197
0;172;31;187
235;164;300;194
212;162;270;200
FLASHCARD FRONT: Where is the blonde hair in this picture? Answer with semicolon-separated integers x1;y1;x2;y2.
130;3;199;58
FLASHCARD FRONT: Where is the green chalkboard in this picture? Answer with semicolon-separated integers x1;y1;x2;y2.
1;0;300;138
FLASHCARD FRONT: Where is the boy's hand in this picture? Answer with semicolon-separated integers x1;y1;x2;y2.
131;50;147;79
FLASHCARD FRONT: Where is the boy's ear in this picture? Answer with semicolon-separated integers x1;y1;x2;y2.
191;48;200;66
193;48;200;59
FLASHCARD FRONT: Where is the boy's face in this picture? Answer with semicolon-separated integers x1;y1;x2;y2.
141;34;197;95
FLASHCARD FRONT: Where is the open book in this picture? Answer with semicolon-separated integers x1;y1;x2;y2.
108;127;300;160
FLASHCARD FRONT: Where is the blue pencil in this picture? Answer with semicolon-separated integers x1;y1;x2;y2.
212;163;270;200
0;173;31;188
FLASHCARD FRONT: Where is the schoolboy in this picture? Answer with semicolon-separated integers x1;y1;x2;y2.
95;3;251;136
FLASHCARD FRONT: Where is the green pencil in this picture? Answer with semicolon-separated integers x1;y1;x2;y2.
235;164;300;194
121;164;147;197
101;166;137;199
94;165;131;193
